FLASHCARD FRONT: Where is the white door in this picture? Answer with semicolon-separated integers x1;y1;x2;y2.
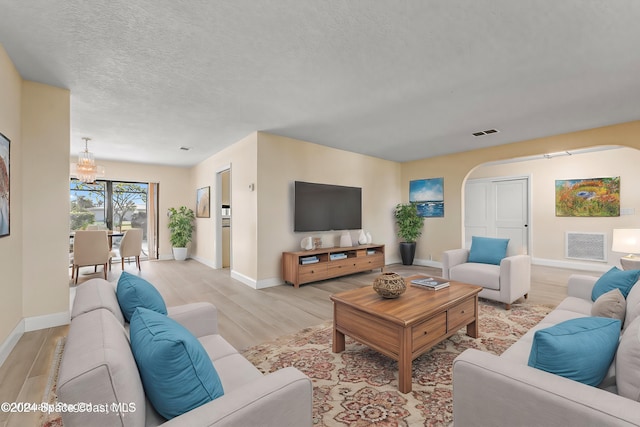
465;177;529;256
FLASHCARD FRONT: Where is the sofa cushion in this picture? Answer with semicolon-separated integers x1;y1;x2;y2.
617;316;640;401
117;272;167;322
71;278;124;325
130;307;224;419
58;309;146;427
554;297;593;316
625;279;640;330
591;288;626;322
591;267;640;301
467;236;509;265
527;317;621;386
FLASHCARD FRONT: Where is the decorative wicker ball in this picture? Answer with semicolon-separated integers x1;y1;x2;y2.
373;272;406;298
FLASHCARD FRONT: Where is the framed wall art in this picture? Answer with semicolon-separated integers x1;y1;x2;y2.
555;177;620;217
0;132;9;237
409;177;444;217
196;186;210;218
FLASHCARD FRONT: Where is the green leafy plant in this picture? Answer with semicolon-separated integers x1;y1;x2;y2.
168;206;195;247
394;203;424;243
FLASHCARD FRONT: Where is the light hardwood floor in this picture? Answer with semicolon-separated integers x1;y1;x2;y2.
0;260;600;427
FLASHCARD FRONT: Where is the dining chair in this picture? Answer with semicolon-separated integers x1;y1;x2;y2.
118;228;143;270
71;230;111;284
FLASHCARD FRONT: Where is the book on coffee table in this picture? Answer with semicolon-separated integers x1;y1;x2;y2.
411;277;450;290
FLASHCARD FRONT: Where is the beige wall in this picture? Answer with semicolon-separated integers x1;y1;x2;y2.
468;146;640;268
189;131;400;288
402;121;640;265
0;45;71;353
190;132;258;282
0;45;23;345
256;132;401;285
21;82;70;319
94;160;191;259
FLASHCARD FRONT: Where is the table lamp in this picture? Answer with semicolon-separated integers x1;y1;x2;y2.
612;229;640;270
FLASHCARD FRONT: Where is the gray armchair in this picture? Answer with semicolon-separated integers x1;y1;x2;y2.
442;248;531;309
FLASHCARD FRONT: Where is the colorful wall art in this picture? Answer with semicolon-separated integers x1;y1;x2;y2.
410;177;444;217
0;132;9;237
555;177;620;217
196;186;210;218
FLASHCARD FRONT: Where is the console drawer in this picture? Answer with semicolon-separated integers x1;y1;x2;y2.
327;259;358;277
353;253;384;270
299;264;328;283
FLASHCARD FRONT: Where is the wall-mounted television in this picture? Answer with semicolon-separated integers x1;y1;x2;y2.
294;181;362;232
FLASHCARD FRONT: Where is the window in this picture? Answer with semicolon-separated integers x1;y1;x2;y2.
70;179;152;259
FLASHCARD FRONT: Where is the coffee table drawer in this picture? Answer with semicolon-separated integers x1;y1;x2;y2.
412;312;447;351
447;298;475;332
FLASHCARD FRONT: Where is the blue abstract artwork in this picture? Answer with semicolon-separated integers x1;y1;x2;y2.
410;178;444;217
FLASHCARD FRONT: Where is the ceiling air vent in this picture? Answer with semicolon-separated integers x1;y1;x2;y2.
472;129;499;137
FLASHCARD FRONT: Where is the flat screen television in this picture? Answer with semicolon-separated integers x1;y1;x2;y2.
294;181;362;232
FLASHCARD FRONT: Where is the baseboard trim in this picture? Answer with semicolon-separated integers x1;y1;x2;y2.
412;258;443;269
0;321;25;368
24;311;70;332
532;257;611;273
190;255;215;269
230;270;258;289
255;277;283;289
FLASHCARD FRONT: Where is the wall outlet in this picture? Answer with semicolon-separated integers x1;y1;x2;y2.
621;208;635;215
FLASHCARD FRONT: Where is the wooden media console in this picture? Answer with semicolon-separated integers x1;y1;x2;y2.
282;244;385;288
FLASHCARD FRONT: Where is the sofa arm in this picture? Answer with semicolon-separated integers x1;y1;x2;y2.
567;274;599;300
453;349;640;427
161;367;312;427
441;249;469;279
167;302;218;337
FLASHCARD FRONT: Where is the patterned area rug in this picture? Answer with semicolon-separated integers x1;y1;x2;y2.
40;337;65;427
242;300;552;427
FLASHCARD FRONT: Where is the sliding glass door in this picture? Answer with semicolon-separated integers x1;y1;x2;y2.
70;180;154;259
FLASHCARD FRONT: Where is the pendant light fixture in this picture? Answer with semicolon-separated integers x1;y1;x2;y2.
70;137;105;184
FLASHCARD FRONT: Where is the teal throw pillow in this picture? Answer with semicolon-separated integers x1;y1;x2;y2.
527;317;621;386
467;236;509;265
116;271;167;322
130;307;224;419
591;266;640;301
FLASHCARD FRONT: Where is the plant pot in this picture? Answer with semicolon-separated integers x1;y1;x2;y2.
173;247;188;261
399;242;416;265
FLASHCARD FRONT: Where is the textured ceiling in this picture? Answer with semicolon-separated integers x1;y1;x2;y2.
1;1;639;166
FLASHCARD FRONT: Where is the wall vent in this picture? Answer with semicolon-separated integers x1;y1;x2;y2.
472;129;499;137
565;232;607;262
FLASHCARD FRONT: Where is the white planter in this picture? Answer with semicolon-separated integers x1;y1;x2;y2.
172;247;188;261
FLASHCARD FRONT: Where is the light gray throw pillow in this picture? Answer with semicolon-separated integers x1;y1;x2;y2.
624;281;640;330
591;288;626;322
617;316;640;401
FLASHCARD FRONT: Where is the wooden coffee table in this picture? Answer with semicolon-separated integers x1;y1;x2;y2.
330;275;482;393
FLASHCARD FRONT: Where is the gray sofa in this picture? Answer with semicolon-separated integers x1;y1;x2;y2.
453;274;640;426
58;278;313;427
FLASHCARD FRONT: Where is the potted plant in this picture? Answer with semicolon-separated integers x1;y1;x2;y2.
168;206;195;261
394;203;425;265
